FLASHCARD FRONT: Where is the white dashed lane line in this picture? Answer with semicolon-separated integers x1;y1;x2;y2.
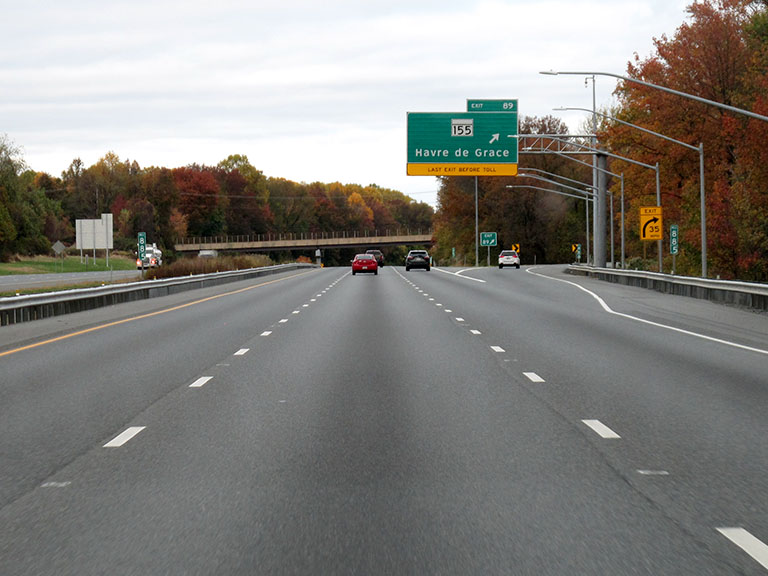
261;331;272;336
396;267;768;567
234;349;249;356
717;528;768;570
104;426;146;448
189;376;213;388
581;419;621;439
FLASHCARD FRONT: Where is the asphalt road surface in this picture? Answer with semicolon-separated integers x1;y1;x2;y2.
1;264;768;575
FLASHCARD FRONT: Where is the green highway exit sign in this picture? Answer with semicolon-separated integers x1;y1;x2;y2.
407;111;518;176
480;232;497;247
467;99;518;112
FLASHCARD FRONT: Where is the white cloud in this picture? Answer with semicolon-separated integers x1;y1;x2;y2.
1;0;692;206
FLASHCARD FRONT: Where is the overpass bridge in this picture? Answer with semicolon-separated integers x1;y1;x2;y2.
174;229;433;253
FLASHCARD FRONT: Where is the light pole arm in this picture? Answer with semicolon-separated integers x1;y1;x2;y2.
555;106;699;152
542;70;768;123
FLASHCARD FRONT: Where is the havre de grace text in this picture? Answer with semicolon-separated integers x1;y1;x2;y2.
413;148;511;158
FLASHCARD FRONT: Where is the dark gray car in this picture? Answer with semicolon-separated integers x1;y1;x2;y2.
405;250;430;271
366;249;384;267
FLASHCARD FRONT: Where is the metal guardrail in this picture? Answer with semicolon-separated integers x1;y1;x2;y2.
0;263;315;326
567;265;768;312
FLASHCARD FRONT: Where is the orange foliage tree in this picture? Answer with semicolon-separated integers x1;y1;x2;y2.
604;0;768;279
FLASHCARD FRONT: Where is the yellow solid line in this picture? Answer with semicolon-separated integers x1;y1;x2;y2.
0;270;316;358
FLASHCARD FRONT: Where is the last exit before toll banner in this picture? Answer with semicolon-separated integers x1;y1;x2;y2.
407;111;518;176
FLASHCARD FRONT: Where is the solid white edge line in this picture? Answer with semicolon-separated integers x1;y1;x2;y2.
526;267;768;356
582;419;621;439
189;376;213;388
523;372;545;383
104;426;146;447
718;528;768;569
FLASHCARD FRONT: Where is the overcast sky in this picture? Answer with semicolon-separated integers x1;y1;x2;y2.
2;0;693;208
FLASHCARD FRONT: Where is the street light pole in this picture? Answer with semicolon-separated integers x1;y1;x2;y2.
506;182;594;260
556;106;707;276
589;75;598;266
518;169;613;266
544;68;768;276
541;69;768;123
538;152;625;269
521;134;660;269
475;177;479;267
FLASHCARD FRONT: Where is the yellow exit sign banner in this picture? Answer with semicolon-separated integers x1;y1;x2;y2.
407;163;518;176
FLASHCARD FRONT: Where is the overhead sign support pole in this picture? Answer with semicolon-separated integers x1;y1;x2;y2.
407;103;518;268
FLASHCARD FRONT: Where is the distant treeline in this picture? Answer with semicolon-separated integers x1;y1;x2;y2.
0;144;433;263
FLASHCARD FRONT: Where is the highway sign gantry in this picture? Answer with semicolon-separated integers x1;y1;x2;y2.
639;206;663;241
407;111;519;176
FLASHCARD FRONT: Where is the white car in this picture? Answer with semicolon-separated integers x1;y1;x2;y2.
498;250;520;269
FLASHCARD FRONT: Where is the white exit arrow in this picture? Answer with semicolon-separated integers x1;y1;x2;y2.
489;133;499;144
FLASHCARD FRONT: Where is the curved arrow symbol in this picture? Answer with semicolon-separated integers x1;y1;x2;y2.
642;216;659;237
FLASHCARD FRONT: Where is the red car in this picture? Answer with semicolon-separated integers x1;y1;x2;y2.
352;253;378;275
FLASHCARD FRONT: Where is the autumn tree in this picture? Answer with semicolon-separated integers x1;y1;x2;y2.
0;135;22;260
605;0;768;278
267;178;314;232
216;155;272;235
174;165;225;237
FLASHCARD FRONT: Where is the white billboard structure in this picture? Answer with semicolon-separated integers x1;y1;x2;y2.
76;213;114;265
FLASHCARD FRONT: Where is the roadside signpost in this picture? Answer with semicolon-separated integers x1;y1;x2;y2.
639;206;663;241
670;224;679;274
572;243;582;262
481;232;497;267
480;232;497;247
138;232;146;270
52;240;66;272
670;224;679;255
